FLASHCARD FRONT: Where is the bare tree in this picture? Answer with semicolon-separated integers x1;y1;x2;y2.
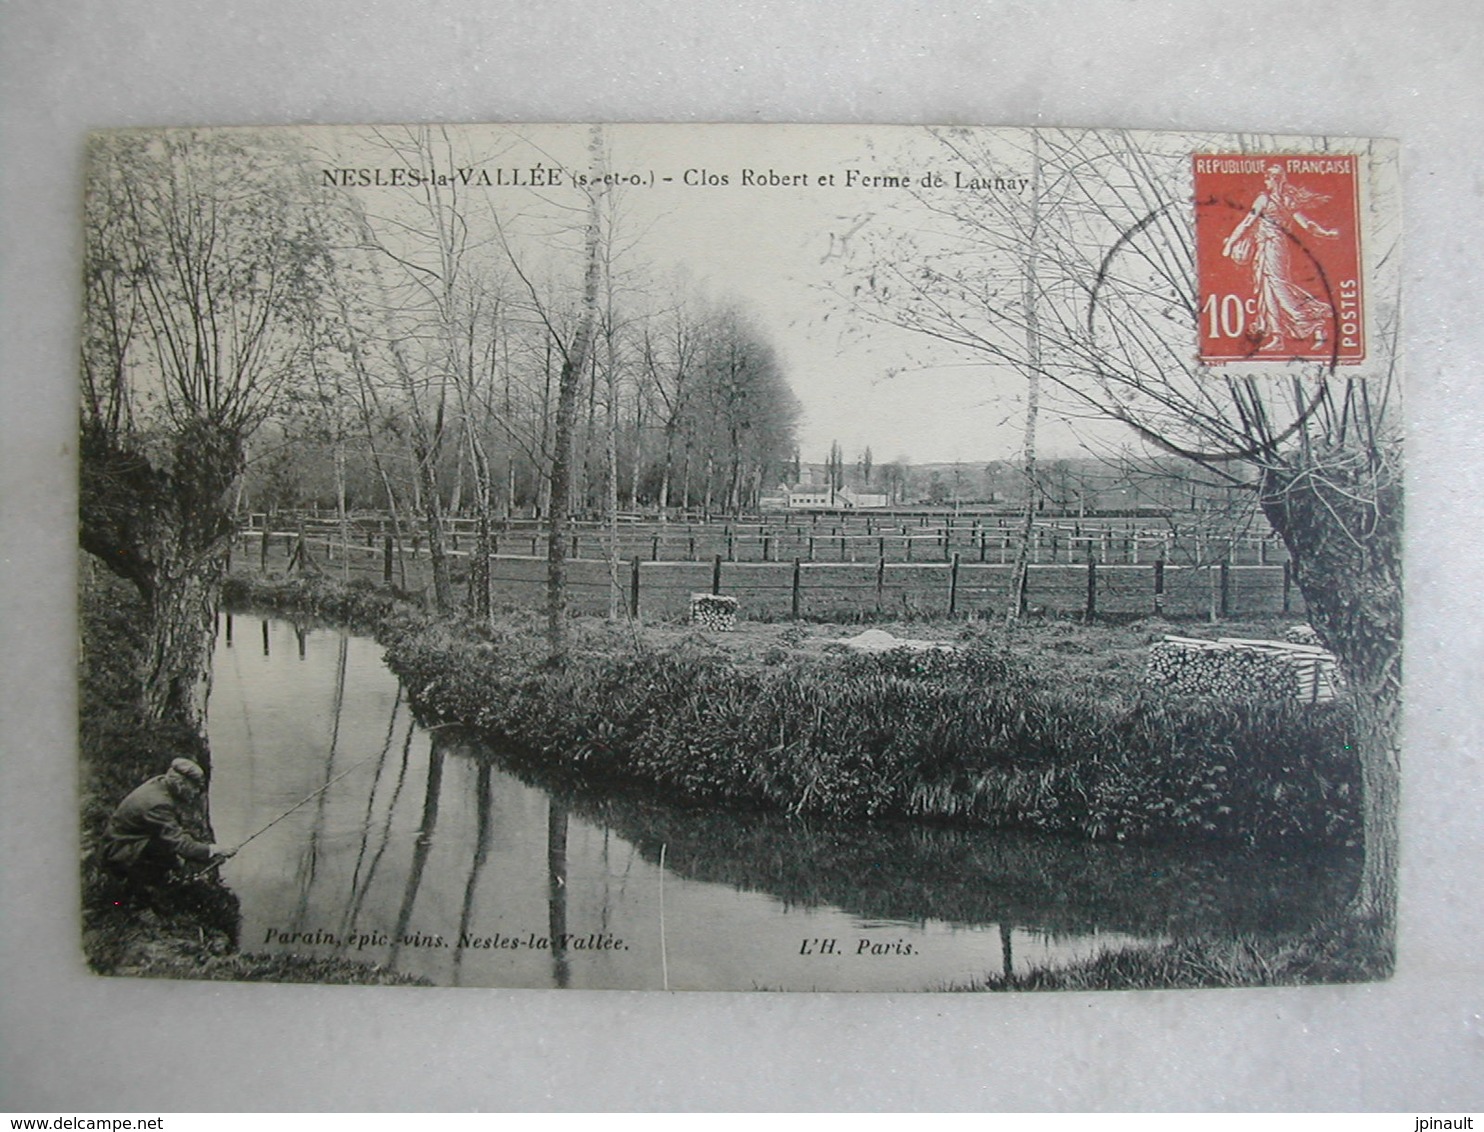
80;129;329;727
533;126;605;662
843;126;1402;927
696;307;799;515
638;297;706;520
338;125;516;613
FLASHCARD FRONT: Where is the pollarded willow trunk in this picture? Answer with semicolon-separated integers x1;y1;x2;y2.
1261;448;1402;932
139;558;224;732
81;416;243;738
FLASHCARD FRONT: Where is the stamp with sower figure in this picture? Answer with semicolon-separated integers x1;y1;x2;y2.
1194;154;1365;365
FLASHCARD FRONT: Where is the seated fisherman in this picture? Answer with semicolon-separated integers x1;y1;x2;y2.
102;758;235;885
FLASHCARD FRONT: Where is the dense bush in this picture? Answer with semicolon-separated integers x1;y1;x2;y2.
382;629;1360;847
221;575;416;633
223;573;1360;847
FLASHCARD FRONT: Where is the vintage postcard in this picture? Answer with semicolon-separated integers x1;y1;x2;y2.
79;123;1400;992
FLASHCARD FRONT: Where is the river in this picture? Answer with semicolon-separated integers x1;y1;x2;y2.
207;613;1359;991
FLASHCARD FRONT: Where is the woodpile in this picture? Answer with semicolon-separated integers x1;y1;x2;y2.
1283;623;1323;646
1145;631;1343;703
689;593;738;631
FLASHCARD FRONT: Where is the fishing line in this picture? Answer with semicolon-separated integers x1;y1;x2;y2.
194;747;389;879
232;748;386;853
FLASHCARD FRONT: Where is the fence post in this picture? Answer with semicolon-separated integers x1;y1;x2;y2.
712;553;722;596
383;534;394;585
1153;557;1165;615
792;558;802;620
763;534;772;562
261;526;270;570
1085;557;1097;622
652;534;660;562
1219;559;1231;618
876;555;885;613
630;556;641;619
1282;560;1292;613
949;552;961;617
291;523;310;573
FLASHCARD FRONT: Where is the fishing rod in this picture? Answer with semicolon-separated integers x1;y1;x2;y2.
194;749;386;874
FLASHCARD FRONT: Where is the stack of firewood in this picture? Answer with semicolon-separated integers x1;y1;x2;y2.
1284;623;1322;646
689;593;738;631
1145;634;1343;703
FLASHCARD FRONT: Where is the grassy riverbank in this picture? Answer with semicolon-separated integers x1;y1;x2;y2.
959;914;1392;991
224;574;1361;852
80;568;426;985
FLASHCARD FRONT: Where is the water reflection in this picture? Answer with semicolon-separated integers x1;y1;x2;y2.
563;789;1359;939
208;615;1359;991
451;762;495;985
547;798;571;989
339;707;415;943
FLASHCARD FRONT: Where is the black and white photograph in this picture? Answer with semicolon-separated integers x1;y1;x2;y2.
76;122;1403;993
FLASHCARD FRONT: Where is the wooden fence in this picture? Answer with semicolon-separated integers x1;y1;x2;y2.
241;510;1291;569
238;527;1303;622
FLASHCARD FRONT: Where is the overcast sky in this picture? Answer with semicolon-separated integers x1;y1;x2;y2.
295;122;1395;468
304;122;1119;466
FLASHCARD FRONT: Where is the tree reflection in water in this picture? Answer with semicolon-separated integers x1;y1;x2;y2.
528;772;1360;941
389;737;443;968
547;798;570;989
452;763;494;986
213;619;1363;989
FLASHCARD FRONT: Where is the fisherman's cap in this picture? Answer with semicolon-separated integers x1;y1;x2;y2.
168;758;205;784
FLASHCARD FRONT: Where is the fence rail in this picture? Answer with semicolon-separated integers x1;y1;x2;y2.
237;527;1303;622
240;509;1291;570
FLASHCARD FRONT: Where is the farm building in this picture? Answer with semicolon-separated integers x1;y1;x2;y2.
784;485;889;510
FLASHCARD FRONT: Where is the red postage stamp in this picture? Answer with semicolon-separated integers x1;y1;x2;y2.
1193;154;1365;365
